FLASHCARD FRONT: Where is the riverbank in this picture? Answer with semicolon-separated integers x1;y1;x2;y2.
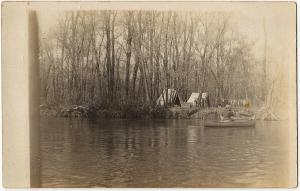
40;104;222;119
40;104;151;118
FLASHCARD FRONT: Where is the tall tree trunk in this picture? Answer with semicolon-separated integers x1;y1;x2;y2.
110;13;116;104
132;58;139;102
105;11;112;104
125;12;133;101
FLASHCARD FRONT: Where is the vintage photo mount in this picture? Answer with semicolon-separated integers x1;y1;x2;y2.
1;1;298;188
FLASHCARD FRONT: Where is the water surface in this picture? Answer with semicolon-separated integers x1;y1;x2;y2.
40;117;290;187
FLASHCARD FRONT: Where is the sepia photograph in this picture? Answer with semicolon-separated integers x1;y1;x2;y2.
2;1;297;188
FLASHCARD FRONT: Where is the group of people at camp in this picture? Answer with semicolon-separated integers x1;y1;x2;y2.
218;99;251;108
186;92;252;109
156;89;252;112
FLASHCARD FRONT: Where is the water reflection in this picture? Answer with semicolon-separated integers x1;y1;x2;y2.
40;117;289;187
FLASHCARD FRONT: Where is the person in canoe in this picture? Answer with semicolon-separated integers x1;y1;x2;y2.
220;107;235;121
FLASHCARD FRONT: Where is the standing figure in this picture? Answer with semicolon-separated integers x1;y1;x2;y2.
201;92;209;108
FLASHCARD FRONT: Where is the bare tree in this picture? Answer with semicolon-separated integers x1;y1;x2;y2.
40;11;260;109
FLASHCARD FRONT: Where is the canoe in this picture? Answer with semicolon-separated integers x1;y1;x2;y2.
204;120;256;128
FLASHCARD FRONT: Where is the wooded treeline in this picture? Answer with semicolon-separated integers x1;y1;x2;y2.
40;11;264;108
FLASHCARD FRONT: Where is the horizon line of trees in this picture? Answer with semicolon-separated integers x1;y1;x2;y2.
39;10;265;108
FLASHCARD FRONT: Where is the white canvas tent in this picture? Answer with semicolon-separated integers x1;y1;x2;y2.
187;93;201;106
156;89;183;106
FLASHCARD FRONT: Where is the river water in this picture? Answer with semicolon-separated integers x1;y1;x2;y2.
40;117;291;187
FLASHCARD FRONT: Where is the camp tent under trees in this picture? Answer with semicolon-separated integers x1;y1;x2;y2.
156;89;183;106
187;93;201;106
